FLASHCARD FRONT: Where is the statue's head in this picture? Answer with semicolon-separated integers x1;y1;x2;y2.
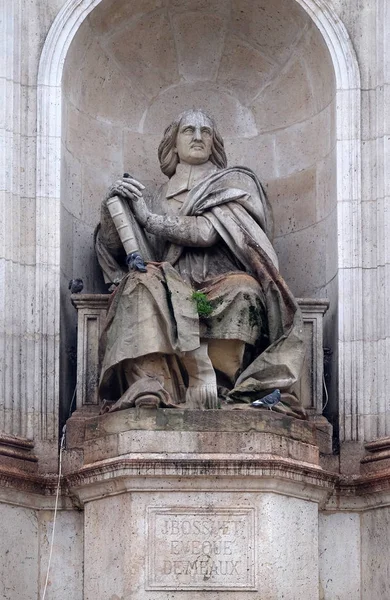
158;109;227;178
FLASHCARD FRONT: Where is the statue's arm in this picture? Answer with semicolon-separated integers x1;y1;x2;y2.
143;213;218;247
131;194;218;247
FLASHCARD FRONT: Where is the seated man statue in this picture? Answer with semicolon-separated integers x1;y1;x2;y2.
95;109;306;418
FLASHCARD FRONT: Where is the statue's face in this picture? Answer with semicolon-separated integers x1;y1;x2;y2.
174;112;213;165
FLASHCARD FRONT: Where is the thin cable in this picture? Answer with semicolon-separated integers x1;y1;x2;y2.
41;426;66;600
322;373;329;413
68;384;77;419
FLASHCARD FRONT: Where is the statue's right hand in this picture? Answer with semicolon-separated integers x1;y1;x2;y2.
107;175;145;202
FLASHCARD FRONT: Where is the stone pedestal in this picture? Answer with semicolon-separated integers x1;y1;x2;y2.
65;409;336;599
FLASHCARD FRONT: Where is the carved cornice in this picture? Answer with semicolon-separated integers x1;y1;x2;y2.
66;456;334;483
3;455;390;511
71;294;109;310
64;456;338;506
296;298;329;314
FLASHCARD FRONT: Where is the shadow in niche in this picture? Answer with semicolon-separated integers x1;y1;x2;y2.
59;0;338;438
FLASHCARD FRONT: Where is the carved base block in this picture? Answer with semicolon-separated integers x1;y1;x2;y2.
64;407;320;472
62;408;338;598
80;484;325;598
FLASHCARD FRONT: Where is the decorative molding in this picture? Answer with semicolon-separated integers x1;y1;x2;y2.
327;471;390;512
65;456;338;505
2;453;390;512
0;466;57;497
0;434;37;466
296;298;329;414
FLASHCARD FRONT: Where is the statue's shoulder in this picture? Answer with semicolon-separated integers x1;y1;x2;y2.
223;165;261;180
215;166;266;193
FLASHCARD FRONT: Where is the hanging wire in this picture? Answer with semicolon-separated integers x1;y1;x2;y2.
40;424;66;600
68;383;77;420
322;372;329;413
41;380;76;600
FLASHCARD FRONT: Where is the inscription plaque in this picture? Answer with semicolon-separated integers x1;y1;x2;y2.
147;507;256;590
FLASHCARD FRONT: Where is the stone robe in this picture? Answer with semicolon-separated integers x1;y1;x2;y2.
95;162;305;411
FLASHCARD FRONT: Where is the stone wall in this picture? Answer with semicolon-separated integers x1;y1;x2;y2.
0;500;83;600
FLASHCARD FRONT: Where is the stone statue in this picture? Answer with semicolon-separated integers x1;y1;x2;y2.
95;109;306;418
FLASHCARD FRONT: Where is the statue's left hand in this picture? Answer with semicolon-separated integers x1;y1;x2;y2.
114;175;145;201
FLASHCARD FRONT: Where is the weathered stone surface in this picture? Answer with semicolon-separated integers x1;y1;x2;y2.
3;0;390;597
319;513;361;599
0;433;38;473
95;110;307;417
38;510;84;600
106;10;179;99
361;507;390;600
0;504;39;600
58;0;339;419
84;408;315;441
172;12;227;82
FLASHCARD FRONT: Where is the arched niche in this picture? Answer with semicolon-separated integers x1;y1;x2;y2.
36;0;361;436
62;0;336;299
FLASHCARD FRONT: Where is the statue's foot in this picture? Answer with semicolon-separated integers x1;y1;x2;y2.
279;392;307;420
182;340;218;409
100;399;115;414
135;394;161;409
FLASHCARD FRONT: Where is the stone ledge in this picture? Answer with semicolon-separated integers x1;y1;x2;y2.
80;432;319;470
71;293;109;310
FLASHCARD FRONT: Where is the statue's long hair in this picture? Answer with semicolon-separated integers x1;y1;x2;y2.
158;109;227;178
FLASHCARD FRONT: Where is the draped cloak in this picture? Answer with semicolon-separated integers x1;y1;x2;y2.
95;165;306;408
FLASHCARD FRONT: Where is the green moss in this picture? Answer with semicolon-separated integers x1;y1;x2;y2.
191;291;214;317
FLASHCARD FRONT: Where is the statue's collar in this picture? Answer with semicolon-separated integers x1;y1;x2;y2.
166;161;217;198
